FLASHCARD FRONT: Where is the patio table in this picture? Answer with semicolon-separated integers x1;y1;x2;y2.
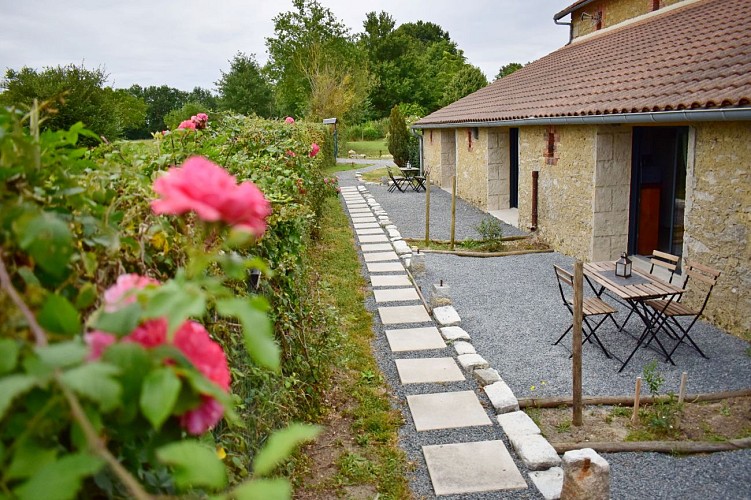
398;167;425;192
584;261;686;372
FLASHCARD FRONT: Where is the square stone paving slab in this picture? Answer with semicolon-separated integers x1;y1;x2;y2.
358;235;390;243
385;326;447;351
353;222;380;229
370;274;411;287
360;243;394;253
367;262;405;273
348;207;372;213
351;217;377;223
423;440;527;496
407;390;492;431
378;305;431;324
395;357;465;384
356;228;384;235
363;251;400;263
373;288;420;303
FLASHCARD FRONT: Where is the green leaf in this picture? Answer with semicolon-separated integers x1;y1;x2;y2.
16;212;74;278
59;362;121;412
0;339;20;374
35;341;87;368
144;281;206;334
217;297;279;371
89;303;142;335
252;424;321;476
0;374;36;420
75;283;98;309
6;442;58;480
156;441;227;491
38;293;81;335
231;478;291;500
14;452;103;500
140;367;181;430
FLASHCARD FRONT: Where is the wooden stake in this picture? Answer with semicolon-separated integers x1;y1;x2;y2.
572;260;583;427
632;376;642;424
425;171;431;247
678;371;688;404
450;175;457;251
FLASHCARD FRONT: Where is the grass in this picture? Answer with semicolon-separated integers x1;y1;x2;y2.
360;167;388;183
323;161;373;176
344;139;389;159
292;196;410;499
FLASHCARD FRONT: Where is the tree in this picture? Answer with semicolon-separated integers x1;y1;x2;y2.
186;87;218;110
495;62;523;80
216;53;273;117
126;84;188;136
441;65;488;106
104;88;147;139
387;105;410;168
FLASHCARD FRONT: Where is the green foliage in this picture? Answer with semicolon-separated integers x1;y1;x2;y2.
495;62;524;80
387;106;410;168
639;361;681;438
216;52;274;118
163;102;209;130
475;218;504;242
441;64;488;106
125;84;216;138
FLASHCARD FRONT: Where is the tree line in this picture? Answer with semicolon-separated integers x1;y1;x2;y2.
0;0;523;141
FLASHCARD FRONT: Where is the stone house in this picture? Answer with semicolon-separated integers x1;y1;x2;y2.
414;0;750;337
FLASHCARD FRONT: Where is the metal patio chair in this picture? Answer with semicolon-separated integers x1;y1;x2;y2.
621;250;681;330
386;166;408;193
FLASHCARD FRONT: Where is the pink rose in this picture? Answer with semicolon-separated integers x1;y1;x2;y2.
309;143;320;157
284;116;295;124
191;113;208;130
126;318;168;348
180;397;224;435
103;274;159;312
285;150;296;157
173;320;231;390
178;120;196;130
84;331;117;360
151;156;271;236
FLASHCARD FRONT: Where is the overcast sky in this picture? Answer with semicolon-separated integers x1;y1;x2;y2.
1;1;571;92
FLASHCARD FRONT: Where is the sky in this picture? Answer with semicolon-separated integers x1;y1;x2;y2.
0;1;571;92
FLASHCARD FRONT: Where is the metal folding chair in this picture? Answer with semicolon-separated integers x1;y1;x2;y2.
553;265;616;358
644;259;721;361
386;167;407;193
621;250;681;330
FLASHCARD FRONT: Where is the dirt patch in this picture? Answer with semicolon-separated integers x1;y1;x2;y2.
529;397;751;445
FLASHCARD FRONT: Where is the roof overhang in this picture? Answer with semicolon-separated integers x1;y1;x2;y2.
413;108;751;130
554;0;598;22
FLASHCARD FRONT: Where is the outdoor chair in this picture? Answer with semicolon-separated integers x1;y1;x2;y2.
620;250;681;330
553;265;616;358
644;259;721;360
386;166;408;193
410;175;426;192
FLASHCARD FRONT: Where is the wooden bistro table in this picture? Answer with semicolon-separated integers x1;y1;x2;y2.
583;261;686;372
398;166;424;192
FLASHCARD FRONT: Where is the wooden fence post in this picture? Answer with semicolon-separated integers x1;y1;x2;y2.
450;175;457;251
425;171;431;247
572;260;583;426
632;376;642;424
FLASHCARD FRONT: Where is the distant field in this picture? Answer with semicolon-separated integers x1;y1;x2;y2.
343;139;389;159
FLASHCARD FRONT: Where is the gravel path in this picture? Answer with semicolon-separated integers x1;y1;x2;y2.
335;165;751;499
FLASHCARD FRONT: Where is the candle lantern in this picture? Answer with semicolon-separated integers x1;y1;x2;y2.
615;252;632;278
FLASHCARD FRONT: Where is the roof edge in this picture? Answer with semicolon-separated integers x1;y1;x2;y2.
554;0;597;21
413;108;751;129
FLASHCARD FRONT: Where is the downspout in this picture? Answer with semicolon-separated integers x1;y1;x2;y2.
554;14;573;44
410;128;424;176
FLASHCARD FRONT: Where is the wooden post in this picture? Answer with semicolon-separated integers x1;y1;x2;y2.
531;171;539;230
450;175;457;251
572;260;583;427
425;171;431;247
678;372;688;404
632;376;642;424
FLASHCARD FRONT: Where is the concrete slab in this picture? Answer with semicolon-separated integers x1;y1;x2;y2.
367;262;405;273
353;222;380;229
363;251;401;263
395;357;465;384
529;467;563;500
358;234;390;243
407;391;492;431
355;228;384;235
433;305;461;326
351;217;377;223
378;305;431;325
360;243;394;252
440;326;471;342
508;433;561;471
423;441;527;496
385;326;447;352
373;288;420;303
370;274;411;287
348;208;373;214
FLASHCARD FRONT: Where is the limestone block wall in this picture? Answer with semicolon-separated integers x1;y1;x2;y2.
518;125;596;260
487;129;510;211
591;126;632;260
456;128;489;210
423;129;442;184
571;0;686;39
683;121;751;339
440;129;456;189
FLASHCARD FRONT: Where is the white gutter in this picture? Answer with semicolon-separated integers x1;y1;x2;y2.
413;108;751;130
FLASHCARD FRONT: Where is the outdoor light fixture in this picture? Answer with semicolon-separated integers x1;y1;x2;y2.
615;252;632;278
249;268;262;291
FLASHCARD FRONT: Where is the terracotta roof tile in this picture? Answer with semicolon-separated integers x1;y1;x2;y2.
417;0;751;126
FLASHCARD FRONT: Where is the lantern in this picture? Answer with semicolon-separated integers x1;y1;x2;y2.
615;252;632;278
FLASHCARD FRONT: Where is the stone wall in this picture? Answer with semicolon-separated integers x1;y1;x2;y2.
591;126;632;260
571;0;687;39
456;127;489;209
423;129;442;185
683;121;751;339
518;125;596;260
488;129;510;210
440;129;456;189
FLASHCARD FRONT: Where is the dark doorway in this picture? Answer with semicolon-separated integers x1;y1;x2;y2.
629;126;688;256
509;128;519;208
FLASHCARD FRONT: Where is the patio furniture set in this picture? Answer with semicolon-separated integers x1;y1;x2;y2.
387;165;426;193
554;251;721;372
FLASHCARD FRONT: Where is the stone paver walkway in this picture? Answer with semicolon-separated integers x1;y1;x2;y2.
338;182;563;498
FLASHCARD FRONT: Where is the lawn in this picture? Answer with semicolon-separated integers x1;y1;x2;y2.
343;139;389;159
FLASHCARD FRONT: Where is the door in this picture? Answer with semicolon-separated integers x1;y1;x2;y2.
629;127;688;256
509;128;519;208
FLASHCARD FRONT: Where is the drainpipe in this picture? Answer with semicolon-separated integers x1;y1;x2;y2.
410;128;424;176
530;171;539;231
554;14;573;44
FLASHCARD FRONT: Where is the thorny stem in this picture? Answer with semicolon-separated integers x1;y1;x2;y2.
0;250;47;347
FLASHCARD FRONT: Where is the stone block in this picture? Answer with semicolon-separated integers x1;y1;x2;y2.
432;305;461;326
508;433;561;471
429;283;451;308
409;252;426;274
453;341;476;355
456;353;489;372
392;240;411;255
529;467;563;500
440;326;471;341
484;380;519;414
560;448;610;500
473;368;501;386
497;410;541;438
593;186;612;213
